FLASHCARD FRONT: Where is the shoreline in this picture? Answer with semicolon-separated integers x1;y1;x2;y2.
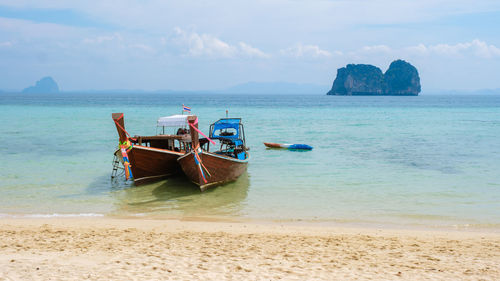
2;212;499;233
2;216;500;236
1;217;499;280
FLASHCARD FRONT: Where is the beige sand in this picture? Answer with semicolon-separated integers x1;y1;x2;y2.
0;218;499;280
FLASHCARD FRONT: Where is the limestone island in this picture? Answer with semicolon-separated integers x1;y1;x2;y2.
326;60;421;96
22;76;60;94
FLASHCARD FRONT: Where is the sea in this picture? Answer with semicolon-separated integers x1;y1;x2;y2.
1;93;499;230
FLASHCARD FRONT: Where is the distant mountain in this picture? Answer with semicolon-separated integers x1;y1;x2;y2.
222;82;328;95
327;60;421;96
3;77;498;95
383;60;421;95
328;64;384;95
22;77;59;94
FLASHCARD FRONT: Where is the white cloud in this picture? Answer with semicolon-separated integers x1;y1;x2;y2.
280;43;332;58
172;27;269;59
173;27;236;58
405;43;428;54
470;39;500;58
406;39;500;58
238;42;270;58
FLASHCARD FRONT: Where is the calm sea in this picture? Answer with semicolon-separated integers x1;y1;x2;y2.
1;93;499;229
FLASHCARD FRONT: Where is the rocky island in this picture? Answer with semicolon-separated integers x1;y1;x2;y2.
22;76;60;94
326;60;421;96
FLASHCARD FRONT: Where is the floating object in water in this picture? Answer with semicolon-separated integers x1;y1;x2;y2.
264;142;313;150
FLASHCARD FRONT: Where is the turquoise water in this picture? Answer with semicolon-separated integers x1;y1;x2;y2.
1;93;499;228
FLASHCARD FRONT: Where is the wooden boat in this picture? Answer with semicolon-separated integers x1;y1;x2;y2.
264;142;313;150
177;116;249;191
112;113;192;185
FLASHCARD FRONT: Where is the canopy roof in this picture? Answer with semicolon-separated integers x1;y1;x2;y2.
213;118;241;125
210;118;242;139
157;114;193;127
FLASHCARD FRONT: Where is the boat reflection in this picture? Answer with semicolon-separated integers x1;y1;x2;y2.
110;172;250;218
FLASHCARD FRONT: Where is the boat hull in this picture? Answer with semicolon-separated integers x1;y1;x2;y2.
264;142;286;148
177;151;249;191
128;145;184;185
264;142;313;150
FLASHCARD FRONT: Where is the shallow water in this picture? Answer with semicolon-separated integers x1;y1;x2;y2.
1;93;499;228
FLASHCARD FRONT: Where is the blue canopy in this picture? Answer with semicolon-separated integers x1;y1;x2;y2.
210;118;241;140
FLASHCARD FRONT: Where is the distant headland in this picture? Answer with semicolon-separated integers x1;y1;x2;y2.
326;60;421;96
22;76;60;94
4;68;500;95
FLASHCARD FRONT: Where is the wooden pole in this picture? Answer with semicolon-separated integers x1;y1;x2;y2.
187;115;199;150
187;115;203;185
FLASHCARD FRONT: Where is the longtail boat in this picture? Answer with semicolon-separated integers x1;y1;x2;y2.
177;115;249;191
111;113;192;185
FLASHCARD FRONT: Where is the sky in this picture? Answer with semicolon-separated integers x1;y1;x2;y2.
0;0;500;92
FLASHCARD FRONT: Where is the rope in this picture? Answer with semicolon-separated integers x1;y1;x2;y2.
187;117;215;184
192;144;211;183
193;144;211;177
119;143;133;180
189;117;215;145
192;147;207;184
119;139;133;151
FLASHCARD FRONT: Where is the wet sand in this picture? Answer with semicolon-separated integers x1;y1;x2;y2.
0;218;499;280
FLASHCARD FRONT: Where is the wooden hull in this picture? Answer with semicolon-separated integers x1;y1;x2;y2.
128;145;184;186
264;142;286;148
177;151;249;191
264;142;313;150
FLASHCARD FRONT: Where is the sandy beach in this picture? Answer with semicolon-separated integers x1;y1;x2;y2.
0;218;498;280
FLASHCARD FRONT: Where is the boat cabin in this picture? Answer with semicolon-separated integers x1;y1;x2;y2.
202;118;247;160
132;114;192;152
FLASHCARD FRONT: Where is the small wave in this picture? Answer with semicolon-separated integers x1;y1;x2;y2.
0;213;104;218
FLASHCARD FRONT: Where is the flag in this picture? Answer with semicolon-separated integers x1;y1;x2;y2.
182;104;191;113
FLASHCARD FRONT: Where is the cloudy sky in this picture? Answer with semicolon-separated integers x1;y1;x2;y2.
0;0;499;91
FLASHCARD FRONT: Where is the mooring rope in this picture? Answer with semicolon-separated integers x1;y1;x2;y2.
188;117;215;145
